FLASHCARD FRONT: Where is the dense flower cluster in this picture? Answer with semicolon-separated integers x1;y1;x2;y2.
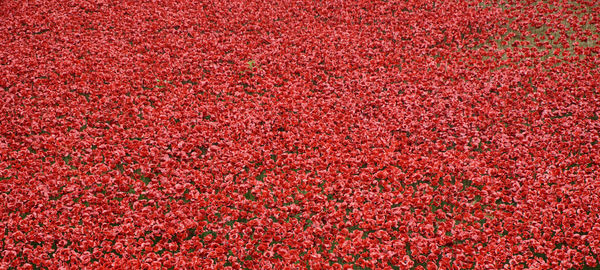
1;0;599;269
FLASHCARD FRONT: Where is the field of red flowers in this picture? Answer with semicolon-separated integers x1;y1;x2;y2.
1;0;600;269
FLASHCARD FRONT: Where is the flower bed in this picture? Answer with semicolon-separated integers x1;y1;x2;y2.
1;0;599;269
